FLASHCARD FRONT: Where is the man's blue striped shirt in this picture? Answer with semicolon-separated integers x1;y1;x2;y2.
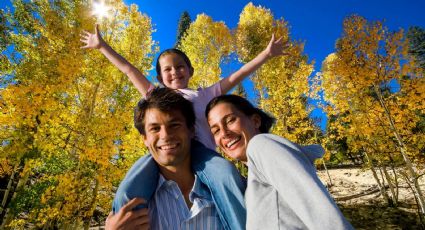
148;174;224;230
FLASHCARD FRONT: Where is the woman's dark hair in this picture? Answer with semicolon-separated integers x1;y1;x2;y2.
155;48;194;82
205;94;276;133
134;87;195;135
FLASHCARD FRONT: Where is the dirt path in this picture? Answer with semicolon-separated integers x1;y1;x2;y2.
317;168;424;229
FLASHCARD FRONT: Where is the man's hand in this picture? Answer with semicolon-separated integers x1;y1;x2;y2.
265;33;290;58
80;24;104;49
105;198;150;230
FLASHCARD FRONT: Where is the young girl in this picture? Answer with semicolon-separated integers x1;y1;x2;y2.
80;24;287;150
81;24;287;230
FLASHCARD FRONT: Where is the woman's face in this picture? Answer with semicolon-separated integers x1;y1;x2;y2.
207;102;261;163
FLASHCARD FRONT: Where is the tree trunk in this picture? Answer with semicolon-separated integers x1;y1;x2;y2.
383;164;398;206
0;162;19;216
0;161;29;229
84;178;99;230
322;158;333;186
364;151;392;205
374;85;425;214
378;164;395;206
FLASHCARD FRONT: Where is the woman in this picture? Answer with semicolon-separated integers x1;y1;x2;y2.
205;94;354;230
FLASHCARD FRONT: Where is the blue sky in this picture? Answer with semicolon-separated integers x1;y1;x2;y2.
2;0;425;130
124;0;425;130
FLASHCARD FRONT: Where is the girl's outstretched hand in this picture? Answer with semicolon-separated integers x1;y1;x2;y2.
80;24;104;49
265;33;290;58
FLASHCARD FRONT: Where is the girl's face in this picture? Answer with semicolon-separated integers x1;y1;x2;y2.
207;102;261;163
158;53;193;89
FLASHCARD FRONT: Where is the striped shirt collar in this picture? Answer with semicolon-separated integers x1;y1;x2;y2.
155;173;213;203
148;173;224;229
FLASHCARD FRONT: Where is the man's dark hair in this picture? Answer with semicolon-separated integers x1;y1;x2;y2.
205;94;276;133
134;87;196;135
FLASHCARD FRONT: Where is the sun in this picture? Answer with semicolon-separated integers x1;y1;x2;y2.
92;1;110;19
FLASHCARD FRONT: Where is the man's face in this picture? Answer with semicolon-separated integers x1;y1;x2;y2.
142;108;193;171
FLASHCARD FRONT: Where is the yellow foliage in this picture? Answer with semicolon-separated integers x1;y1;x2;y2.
179;14;233;88
236;3;316;144
0;158;13;177
1;0;155;226
318;15;425;166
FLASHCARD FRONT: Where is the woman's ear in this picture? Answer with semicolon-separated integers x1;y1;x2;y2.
250;113;262;130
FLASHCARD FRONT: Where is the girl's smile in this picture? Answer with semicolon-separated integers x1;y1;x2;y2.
158;53;193;89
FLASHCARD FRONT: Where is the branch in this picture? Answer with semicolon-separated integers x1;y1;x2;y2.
334;185;389;201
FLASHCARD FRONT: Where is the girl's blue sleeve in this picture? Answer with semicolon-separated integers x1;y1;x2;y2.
190;140;247;230
112;154;158;213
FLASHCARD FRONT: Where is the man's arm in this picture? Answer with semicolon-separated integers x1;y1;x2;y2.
219;34;288;94
80;24;153;97
105;198;149;230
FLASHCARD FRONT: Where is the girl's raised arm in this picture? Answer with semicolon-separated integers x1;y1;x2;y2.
219;34;288;94
81;24;153;97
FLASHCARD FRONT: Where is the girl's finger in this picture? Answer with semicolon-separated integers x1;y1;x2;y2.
122;198;147;213
82;31;92;37
80;35;89;40
275;36;284;43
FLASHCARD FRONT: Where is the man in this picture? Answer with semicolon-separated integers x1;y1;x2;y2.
106;87;246;229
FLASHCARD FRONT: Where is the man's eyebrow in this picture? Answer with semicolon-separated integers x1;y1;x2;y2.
145;121;160;125
146;118;184;126
145;122;160;127
168;116;186;123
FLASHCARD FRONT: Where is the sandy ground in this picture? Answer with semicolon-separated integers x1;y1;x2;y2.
317;167;425;229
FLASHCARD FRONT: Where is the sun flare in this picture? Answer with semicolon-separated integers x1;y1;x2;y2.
92;1;110;19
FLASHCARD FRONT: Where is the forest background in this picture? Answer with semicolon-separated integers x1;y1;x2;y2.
0;0;424;229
